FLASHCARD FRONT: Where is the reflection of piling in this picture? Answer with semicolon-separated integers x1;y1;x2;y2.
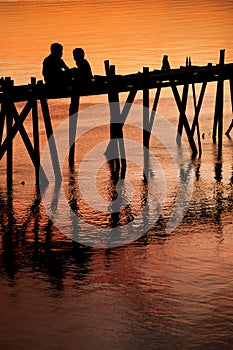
0;50;233;187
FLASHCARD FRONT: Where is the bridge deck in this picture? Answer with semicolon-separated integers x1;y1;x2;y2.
0;62;232;103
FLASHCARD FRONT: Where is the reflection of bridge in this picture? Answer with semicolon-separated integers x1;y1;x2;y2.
0;50;232;188
0;155;232;282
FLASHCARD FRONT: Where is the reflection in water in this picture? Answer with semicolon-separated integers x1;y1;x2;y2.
1;158;233;348
0;186;92;288
1;155;233;283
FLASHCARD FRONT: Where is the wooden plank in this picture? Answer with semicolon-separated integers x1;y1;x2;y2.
1;62;233;102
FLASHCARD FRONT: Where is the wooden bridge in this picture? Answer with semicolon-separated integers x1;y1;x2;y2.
0;50;233;189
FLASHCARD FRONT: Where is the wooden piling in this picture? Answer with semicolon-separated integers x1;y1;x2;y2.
162;56;198;156
148;85;161;133
230;77;233;113
5;79;13;190
0;103;5;147
225;119;233;136
191;81;207;155
6;105;13;190
226;77;233;135
176;83;189;146
143;67;150;149
105;61;126;167
40;98;62;183
69;94;80;169
31;78;40;186
177;57;190;144
213;49;225;149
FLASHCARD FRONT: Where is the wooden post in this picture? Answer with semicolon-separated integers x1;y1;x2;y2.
230;77;233;113
213;49;225;150
0;102;5;147
69;94;80;169
143;67;150;149
31;78;40;186
225;119;233;136
176;83;189;146
225;76;233;135
40;98;62;183
6;109;13;190
177;57;190;144
148;85;161;134
121;86;138;124
191;81;207;156
142;67;150;177
105;61;126;168
5;79;13;190
162;55;198;156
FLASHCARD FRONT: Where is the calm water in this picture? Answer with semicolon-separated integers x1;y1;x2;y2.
1;1;233;349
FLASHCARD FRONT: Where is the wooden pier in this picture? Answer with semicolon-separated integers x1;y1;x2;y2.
0;50;233;189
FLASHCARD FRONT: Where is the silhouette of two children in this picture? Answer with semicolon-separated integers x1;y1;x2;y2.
42;43;93;90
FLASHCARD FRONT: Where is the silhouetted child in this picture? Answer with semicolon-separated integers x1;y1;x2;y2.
71;48;93;88
42;43;70;88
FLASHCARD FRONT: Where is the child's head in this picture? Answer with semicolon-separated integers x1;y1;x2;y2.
50;43;63;57
73;48;85;62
